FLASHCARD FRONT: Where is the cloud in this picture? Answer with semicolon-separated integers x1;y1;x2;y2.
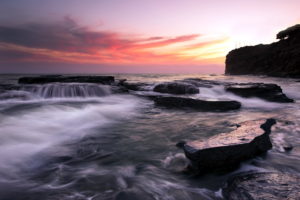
0;17;227;65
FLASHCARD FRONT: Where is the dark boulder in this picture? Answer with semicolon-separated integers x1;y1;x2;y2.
225;24;300;77
276;24;300;40
223;172;300;200
18;76;115;84
154;96;241;111
225;83;294;103
178;119;276;173
153;82;199;94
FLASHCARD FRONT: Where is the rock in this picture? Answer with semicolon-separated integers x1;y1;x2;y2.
118;81;150;91
178;119;276;173
181;78;221;88
223;172;300;200
225;24;300;78
18;76;115;84
153;82;199;94
0;84;20;92
283;144;293;152
225;83;294;103
0;90;31;100
154;96;241;111
277;24;300;40
176;141;186;148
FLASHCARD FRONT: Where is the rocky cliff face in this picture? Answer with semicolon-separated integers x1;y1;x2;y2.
225;24;300;77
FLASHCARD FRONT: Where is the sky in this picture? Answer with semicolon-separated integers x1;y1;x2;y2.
0;0;299;74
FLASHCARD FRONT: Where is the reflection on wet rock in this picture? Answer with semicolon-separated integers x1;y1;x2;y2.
178;119;276;173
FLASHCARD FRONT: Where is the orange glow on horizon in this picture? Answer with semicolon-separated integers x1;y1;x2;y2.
0;27;228;66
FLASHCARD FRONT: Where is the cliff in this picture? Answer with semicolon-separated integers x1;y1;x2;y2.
225;24;300;77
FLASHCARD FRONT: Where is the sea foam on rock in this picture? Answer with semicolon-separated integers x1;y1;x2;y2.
225;83;294;103
177;119;276;173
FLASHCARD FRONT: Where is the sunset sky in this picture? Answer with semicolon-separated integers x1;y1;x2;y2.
0;0;299;74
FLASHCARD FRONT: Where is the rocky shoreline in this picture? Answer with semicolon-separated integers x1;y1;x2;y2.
225;24;300;78
0;75;298;199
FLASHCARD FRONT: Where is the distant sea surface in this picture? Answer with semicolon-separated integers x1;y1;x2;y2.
0;74;299;200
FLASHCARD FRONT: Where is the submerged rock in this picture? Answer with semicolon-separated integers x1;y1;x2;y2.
225;83;294;103
119;81;151;91
18;76;115;84
178;119;276;173
153;82;199;94
0;84;20;92
225;24;300;77
181;78;223;88
0;90;32;100
223;172;300;200
154;96;241;111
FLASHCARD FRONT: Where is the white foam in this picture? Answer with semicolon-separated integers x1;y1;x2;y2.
0;95;142;180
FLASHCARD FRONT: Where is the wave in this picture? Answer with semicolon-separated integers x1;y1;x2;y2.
0;95;142;181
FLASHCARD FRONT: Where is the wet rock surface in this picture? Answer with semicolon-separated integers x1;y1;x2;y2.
181;78;223;88
223;172;300;200
225;83;294;103
225;24;300;77
118;80;151;91
178;119;276;173
0;84;20;92
154;96;241;112
18;76;115;84
153;82;199;94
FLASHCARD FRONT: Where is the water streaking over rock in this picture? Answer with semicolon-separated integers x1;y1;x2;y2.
0;74;299;200
21;83;111;98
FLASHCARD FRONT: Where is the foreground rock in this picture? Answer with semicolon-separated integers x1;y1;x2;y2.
153;82;199;94
154;96;241;111
223;172;300;200
225;24;300;77
178;119;276;173
225;83;294;103
18;75;115;84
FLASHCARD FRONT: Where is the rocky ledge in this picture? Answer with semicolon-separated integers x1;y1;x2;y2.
226;83;294;103
225;24;300;77
154;96;241;112
18;75;115;84
223;172;300;200
153;82;199;94
177;119;276;173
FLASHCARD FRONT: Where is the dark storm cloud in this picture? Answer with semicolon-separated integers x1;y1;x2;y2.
0;21;124;53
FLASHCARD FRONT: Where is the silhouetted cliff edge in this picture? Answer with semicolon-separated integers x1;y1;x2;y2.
225;24;300;77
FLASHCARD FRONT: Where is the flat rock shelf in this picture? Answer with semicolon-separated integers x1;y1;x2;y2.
178;119;276;173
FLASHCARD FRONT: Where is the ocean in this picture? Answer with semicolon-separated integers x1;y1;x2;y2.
0;74;299;200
